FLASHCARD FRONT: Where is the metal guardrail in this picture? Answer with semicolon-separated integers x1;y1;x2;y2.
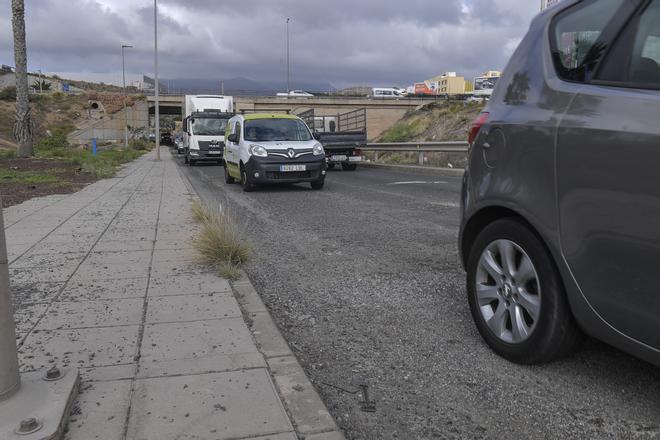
362;141;469;153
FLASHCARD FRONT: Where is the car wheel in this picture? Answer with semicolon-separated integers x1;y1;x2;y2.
241;167;255;192
184;154;189;164
310;179;325;190
224;164;235;184
342;163;357;171
189;159;196;167
327;163;336;170
466;218;583;364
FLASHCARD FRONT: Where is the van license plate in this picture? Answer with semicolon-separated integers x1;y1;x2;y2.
331;155;348;162
208;150;221;155
280;165;306;172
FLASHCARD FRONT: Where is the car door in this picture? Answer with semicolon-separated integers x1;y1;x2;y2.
556;0;660;348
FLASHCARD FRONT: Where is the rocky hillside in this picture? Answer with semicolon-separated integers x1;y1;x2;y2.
372;101;486;168
378;101;485;143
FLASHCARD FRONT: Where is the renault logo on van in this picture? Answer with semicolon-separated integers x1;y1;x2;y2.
287;149;295;159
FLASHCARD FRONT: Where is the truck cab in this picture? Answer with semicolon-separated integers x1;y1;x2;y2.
223;113;327;191
182;95;234;166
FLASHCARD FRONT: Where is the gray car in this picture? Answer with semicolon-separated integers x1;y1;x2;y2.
460;0;660;365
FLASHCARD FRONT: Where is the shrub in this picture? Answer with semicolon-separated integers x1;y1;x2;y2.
191;202;251;279
0;148;17;159
0;86;16;101
35;133;69;151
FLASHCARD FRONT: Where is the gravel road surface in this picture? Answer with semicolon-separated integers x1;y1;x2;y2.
176;155;660;440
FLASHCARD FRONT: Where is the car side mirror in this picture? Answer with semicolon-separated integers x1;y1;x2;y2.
313;132;321;141
227;133;239;143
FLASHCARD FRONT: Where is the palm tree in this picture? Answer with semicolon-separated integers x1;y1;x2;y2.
11;0;33;157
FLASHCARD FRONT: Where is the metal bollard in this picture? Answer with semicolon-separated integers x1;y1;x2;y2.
0;199;20;401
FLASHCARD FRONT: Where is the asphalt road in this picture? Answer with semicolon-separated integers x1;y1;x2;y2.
175;153;660;440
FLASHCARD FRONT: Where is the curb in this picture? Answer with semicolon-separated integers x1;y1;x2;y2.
361;161;465;177
232;275;346;440
174;152;345;440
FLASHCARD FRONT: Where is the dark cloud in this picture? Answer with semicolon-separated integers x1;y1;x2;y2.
0;0;540;89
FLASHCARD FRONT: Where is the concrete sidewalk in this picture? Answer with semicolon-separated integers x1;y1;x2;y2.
4;148;343;440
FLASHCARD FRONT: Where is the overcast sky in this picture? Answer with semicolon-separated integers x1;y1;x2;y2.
0;0;540;89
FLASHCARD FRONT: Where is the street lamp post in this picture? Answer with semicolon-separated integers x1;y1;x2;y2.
154;0;161;161
286;18;291;93
121;44;133;149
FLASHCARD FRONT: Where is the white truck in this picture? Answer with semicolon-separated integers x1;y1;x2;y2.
182;95;234;166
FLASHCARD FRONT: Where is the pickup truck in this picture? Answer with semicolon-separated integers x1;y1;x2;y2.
298;108;366;171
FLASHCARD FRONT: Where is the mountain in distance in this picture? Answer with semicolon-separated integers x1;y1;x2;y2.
160;76;337;96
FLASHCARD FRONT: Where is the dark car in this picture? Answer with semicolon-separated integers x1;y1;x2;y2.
160;132;173;145
460;0;660;365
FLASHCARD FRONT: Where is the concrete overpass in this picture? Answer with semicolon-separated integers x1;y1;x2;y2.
147;95;432;140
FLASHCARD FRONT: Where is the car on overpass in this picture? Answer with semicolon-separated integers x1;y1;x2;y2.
276;90;314;98
223;113;327;191
460;0;660;366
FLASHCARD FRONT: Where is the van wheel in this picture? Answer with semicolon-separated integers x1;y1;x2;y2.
342;163;357;171
466;218;583;364
224;164;235;184
310;179;324;190
241;166;255;192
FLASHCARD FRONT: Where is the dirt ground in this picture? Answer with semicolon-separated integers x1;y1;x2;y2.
0;157;95;208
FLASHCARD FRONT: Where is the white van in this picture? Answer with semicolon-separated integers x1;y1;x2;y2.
223;113;327;191
372;88;404;99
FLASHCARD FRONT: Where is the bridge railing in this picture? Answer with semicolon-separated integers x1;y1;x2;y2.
360;141;469;166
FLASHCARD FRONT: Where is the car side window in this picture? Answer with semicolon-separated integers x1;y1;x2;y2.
234;122;242;141
629;1;660;85
551;0;626;82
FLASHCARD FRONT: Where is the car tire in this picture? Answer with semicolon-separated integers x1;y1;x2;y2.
466;217;583;364
327;163;336;170
241;166;255;192
189;159;196;167
342;163;357;171
224;164;235;184
310;179;325;190
184;154;189;164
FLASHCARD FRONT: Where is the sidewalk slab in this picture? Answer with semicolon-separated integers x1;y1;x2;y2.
5;149;343;440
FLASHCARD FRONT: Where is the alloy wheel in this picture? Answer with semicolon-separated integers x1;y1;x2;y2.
475;239;541;344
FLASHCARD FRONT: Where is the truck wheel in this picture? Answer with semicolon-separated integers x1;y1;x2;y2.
342;163;357;171
310;179;325;190
241;167;255;192
224;164;235;184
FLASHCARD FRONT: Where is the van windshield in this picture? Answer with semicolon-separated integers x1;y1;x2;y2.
244;119;312;142
191;118;228;136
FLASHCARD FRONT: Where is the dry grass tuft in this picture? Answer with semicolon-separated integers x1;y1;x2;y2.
191;202;251;279
191;200;212;224
218;262;242;281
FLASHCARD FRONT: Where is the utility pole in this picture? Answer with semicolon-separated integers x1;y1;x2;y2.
122;44;132;149
286;17;291;93
154;0;160;160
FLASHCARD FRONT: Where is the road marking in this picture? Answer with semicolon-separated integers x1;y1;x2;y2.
387;181;448;185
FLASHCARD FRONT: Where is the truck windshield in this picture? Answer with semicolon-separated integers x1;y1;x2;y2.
244;119;312;142
191;118;228;136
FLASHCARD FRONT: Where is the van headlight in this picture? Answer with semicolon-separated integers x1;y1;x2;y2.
249;144;268;157
313;143;325;156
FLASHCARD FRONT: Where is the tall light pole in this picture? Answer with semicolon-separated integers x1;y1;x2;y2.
121;44;132;149
154;0;160;160
286;18;291;93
